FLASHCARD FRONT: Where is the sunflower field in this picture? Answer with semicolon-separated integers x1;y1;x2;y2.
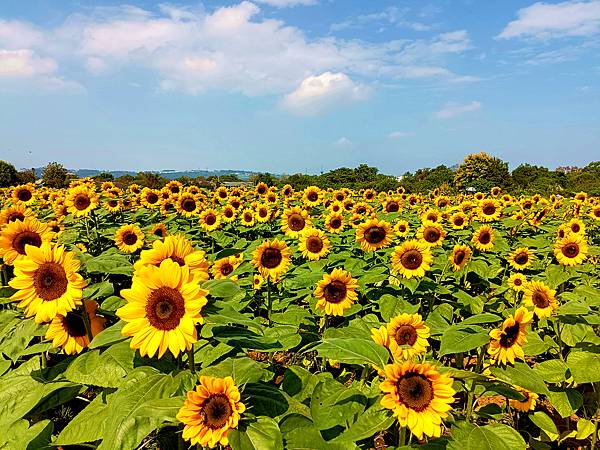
1;180;600;450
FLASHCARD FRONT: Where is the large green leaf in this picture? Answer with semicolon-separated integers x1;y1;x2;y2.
64;341;135;387
55;394;109;445
199;357;271;385
532;359;568;383
310;380;367;430
490;362;550;395
89;320;127;349
332;405;394;443
86;251;133;275
377;294;419;321
448;422;527;450
439;325;490;356
0;419;53;450
547;387;583;418
566;350;600;383
229;417;284;450
202;279;242;298
313;338;390;368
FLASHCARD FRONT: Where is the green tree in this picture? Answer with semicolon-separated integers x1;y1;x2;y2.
17;169;37;184
454;152;510;191
135;172;166;189
93;172;114;182
0;160;18;187
42;162;69;188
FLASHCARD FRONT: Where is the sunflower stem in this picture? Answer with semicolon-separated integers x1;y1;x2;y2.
398;424;407;446
79;301;95;344
266;279;272;325
187;347;196;373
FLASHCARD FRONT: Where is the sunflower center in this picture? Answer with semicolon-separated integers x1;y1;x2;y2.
513;278;523;286
12;231;43;255
514;253;529;265
401;249;423;270
532;291;549;308
181;198;196;212
395;325;417;346
17;189;33;202
306;236;324;253
201;394;233;430
571;224;580;233
63;312;88;337
364;226;386;244
453;217;464;226
323;280;347;303
397;373;434;412
205;214;217;225
439;200;448;207
330;218;342;229
224;209;233;218
398;224;406;232
243;213;253;222
478;231;491;244
562;243;579;258
220;263;234;276
108;200;118;207
307;192;318;202
259;209;268;218
154;227;167;237
483;205;496;215
34;262;68;301
257;186;266;195
288;214;305;231
454;250;466;265
500;323;520;348
260;248;282;269
8;212;25;222
386;202;399;213
423;227;440;243
123;232;138;246
169;255;186;266
146;193;159;204
145;287;185;330
72;193;91;210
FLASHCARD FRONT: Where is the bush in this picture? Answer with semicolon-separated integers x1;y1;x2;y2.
42;162;69;188
0;160;18;187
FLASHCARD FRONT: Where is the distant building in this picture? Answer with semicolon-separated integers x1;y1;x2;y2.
221;181;253;188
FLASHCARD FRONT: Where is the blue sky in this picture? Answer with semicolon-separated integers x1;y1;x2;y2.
1;0;599;175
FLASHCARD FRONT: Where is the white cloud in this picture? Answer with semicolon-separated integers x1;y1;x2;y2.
0;49;57;77
334;137;354;148
434;101;482;119
0;20;44;48
282;72;370;114
254;0;317;7
388;131;416;138
498;1;600;39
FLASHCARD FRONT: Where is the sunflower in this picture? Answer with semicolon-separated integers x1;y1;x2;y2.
449;245;472;272
298;228;331;260
115;224;145;253
177;376;246;448
255;204;271;223
9;242;86;323
477;199;502;222
421;209;441;224
391;240;433;279
281;206;312;238
251;239;292;281
523;281;558;319
240;208;255;227
0;217;53;265
200;209;221;232
363;189;376;202
565;218;586;235
47;219;65;237
140;188;161;209
134;234;209;280
303;186;322;207
507;273;527;292
221;205;236;223
554;234;588;266
166;180;183;196
417;221;446;248
0;204;34;228
150;223;168;240
371;314;430;361
12;184;36;205
45;300;105;354
356;218;393;252
255;182;268;196
211;256;240;280
176;193;201;217
488;307;533;365
509;387;538;412
104;198;122;213
509;247;534;271
253;274;264;290
324;212;345;234
314;268;359;316
393;220;410;237
449;211;469;229
472;225;495;251
65;185;99;218
117;259;208;358
380;361;455;440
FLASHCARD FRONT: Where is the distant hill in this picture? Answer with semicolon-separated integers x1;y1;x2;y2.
31;168;265;180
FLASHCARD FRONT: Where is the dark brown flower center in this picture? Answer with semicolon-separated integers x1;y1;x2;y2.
224;209;234;218
288;213;305;231
513;278;523;286
220;263;234;276
395;325;417;346
423;227;440;243
307;192;318;202
122;231;138;246
478;231;491;244
453;217;464;226
154;227;167;237
532;291;549;308
8;212;25;222
438;200;448;207
260;247;282;269
500;322;520;348
181;198;197;212
386;202;400;213
323;280;347;303
364;226;386;244
170;255;186;266
571;224;580;233
514;252;529;265
330;217;342;229
12;231;43;255
397;373;433;411
17;189;33;202
562;243;579;258
306;236;324;253
205;214;217;225
34;262;68;301
259;208;268;218
454;250;466;265
146;193;159;204
401;249;423;270
145;287;185;330
483;204;496;215
63;312;88;337
74;194;91;210
201;394;232;430
257;185;267;195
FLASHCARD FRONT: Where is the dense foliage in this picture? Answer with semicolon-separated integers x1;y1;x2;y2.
0;180;599;449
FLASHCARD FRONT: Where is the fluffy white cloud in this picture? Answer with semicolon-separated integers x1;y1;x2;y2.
334;137;354;148
282;72;369;114
434;101;481;119
498;1;600;39
388;131;416;138
254;0;317;7
0;20;44;49
0;49;56;77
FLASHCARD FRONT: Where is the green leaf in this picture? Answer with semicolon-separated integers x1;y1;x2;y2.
529;411;558;440
86;252;133;275
202;279;242;298
547;387;583;418
523;332;552;356
64;341;135;387
490;362;550;395
448;422;527;450
0;419;53;450
332;405;394;443
439;325;490;356
461;313;502;326
55;394;109;445
533;359;568;383
243;383;289;417
576;419;595;440
0;318;38;362
567;351;600;383
313;338;390;369
89;321;127;349
284;425;355;450
199;357;271;385
377;294;418;321
84;281;114;299
229;417;284;450
310;380;367;431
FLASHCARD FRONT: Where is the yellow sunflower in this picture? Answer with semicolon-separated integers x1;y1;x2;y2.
221;205;236;223
509;387;538;412
472;225;495;251
251;239;292;281
211;256;240;280
12;184;36;205
449;244;472;272
314;268;359;316
391;240;433;279
45;300;105;354
65;185;99;218
177;376;246;448
150;223;168;240
302;186;322;207
298;228;331;260
0;204;34;228
253;274;265;290
507;273;527;292
508;247;535;271
240;208;256;227
523;281;558;319
0;217;53;265
9;242;86;323
281;206;312;238
115;224;145;253
449;211;469;229
477;199;502;222
140;188;162;209
356;218;393;252
176;193;201;217
371;313;430;361
565;218;586;235
380;361;455;440
417;221;446;248
393;220;410;237
200;209;221;232
324;212;345;234
488;307;533;365
554;234;588;266
117;259;208;358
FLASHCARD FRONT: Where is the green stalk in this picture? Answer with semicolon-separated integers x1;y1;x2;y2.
187;347;196;373
79;302;94;344
266;278;272;325
398;425;407;447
